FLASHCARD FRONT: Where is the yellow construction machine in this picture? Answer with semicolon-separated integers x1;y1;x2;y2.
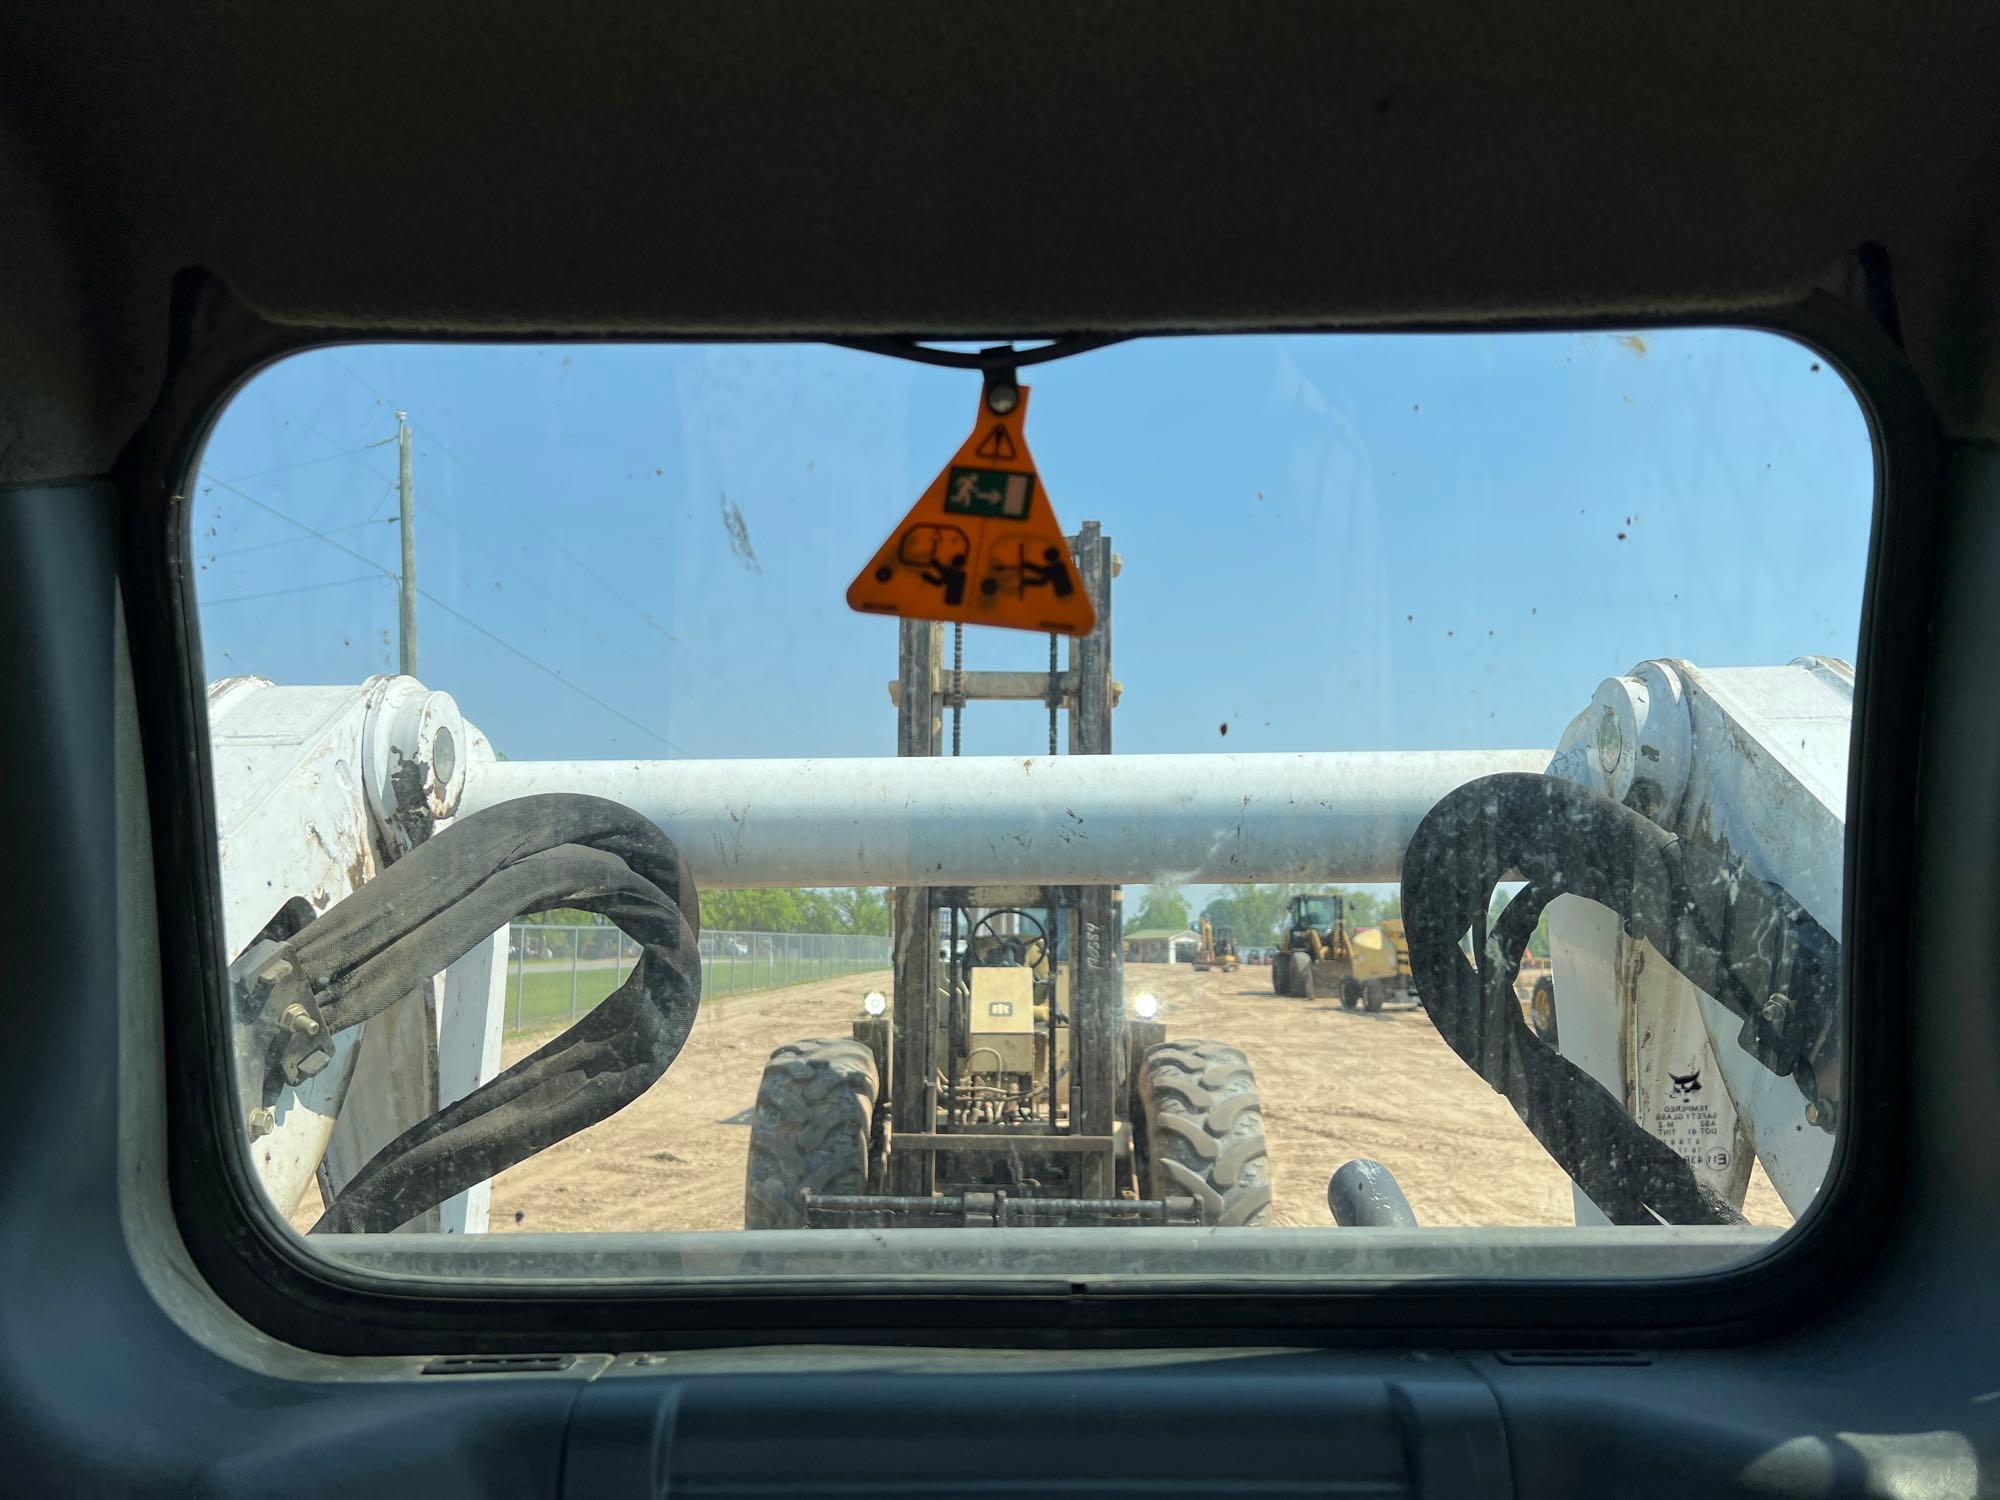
1270;891;1357;1001
1347;918;1415;1013
1190;916;1239;973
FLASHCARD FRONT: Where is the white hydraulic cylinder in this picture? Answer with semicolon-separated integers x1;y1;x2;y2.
460;750;1549;888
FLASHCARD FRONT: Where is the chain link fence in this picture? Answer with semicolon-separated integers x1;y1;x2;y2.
502;921;890;1034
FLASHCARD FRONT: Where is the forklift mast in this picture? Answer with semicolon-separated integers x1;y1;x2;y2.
888;523;1123;1199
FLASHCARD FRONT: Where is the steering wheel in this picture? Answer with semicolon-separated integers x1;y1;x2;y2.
967;909;1048;969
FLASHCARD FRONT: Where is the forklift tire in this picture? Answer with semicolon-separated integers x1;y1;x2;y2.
1271;956;1289;996
1530;975;1559;1046
1137;1041;1272;1226
744;1037;879;1230
1289;951;1314;1001
1340;976;1362;1010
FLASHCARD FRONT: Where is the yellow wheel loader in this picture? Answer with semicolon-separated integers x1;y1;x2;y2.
1269;891;1362;1003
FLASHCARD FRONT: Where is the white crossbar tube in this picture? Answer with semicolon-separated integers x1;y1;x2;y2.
462;750;1547;887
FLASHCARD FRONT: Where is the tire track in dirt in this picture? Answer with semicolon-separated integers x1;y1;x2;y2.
486;961;1792;1233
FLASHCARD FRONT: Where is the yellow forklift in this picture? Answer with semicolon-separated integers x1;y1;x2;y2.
745;522;1273;1229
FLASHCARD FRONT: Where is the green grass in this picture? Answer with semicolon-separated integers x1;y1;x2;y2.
501;956;890;1032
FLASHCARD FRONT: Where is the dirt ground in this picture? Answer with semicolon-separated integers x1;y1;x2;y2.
489;961;1791;1233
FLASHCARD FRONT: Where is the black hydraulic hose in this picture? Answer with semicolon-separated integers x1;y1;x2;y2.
1399;773;1840;1226
304;794;699;1233
1327;1159;1420;1228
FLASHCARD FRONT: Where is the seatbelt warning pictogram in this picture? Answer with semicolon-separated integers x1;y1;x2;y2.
847;386;1096;636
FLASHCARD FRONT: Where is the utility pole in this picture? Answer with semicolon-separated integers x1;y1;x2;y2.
396;410;418;677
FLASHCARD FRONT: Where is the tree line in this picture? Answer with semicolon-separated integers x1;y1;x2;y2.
1129;883;1404;946
527;887;891;936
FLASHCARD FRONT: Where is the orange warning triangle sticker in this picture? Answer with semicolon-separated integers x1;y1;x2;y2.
847;386;1097;637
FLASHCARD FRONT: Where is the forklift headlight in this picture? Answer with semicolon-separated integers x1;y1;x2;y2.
1131;992;1160;1020
862;991;888;1016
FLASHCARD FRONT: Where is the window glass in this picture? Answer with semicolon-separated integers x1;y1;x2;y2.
192;331;1869;1279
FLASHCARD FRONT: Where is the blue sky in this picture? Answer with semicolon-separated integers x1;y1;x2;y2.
193;331;1873;902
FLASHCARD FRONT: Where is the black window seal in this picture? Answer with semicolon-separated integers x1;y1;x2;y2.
118;271;1933;1355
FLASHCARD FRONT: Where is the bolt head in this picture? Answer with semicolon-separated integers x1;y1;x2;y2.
1762;993;1793;1026
985;382;1020;415
247;1106;276;1140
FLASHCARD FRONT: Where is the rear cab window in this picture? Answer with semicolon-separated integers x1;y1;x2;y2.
188;330;1868;1284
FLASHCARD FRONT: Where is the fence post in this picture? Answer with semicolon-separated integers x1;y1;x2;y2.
569;928;579;1020
512;926;524;1031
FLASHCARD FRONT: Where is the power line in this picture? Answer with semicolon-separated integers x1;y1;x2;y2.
345;376;672;638
406;422;798;745
414;493;625;649
215;441;398;487
414;420;645;609
415;587;691;756
200;514;397;561
200;471;690;757
417;454;788;737
298;360;688;670
251;385;400;486
409;503;752;725
317;356;792;744
201;574;394;607
199;475;400;580
221;396;615;640
392;405;788;732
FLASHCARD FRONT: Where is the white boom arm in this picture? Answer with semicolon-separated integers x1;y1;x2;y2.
1545;656;1851;1222
211;657;1849;1232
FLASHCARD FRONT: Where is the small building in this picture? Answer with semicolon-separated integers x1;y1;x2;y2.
1124;927;1201;965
